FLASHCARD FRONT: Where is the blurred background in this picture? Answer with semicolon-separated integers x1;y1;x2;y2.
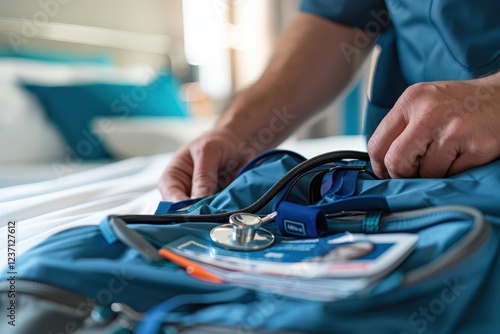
0;0;367;185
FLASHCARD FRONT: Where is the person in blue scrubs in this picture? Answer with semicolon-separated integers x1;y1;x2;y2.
159;0;500;201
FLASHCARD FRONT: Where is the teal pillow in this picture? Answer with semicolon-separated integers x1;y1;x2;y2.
24;73;188;160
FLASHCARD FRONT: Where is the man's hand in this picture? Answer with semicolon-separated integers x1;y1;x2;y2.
368;74;500;178
158;129;250;201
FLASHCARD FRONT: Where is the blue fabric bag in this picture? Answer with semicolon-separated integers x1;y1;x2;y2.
1;150;499;334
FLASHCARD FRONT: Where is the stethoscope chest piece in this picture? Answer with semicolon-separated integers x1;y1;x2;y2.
210;213;275;251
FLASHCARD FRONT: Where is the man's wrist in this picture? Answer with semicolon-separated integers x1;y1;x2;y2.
215;86;286;147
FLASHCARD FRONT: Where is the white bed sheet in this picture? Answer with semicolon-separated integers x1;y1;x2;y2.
0;135;366;259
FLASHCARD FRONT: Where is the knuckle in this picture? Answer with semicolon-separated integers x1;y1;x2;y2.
192;138;213;156
466;140;495;160
367;136;380;156
384;150;415;178
403;83;425;102
408;82;438;97
397;83;439;123
192;172;218;191
443;120;462;138
404;83;438;107
367;141;386;176
439;119;467;146
367;134;387;164
407;82;425;94
383;152;398;174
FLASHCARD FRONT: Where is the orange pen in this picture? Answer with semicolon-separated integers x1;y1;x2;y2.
158;248;224;284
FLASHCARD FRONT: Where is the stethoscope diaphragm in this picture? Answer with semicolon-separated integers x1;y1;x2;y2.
210;213;275;251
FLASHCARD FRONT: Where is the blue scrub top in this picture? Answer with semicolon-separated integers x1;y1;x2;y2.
299;0;500;139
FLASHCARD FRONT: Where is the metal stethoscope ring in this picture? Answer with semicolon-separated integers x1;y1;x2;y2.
210;212;276;251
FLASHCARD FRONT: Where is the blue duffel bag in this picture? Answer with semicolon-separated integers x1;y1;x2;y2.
1;150;499;334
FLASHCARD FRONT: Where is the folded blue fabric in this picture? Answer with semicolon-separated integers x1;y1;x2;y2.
24;73;188;160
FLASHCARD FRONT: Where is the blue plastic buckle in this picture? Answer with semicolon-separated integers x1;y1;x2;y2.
276;201;327;238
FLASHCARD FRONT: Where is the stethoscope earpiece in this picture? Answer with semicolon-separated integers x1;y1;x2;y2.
210;213;275;251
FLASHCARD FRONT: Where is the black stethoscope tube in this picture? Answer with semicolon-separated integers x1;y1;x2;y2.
111;151;370;225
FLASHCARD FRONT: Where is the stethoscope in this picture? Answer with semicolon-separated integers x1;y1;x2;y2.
210;212;277;251
209;211;376;258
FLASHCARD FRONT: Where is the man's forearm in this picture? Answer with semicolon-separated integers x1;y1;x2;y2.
215;12;377;155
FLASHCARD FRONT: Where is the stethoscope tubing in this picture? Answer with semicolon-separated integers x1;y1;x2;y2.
110;151;370;225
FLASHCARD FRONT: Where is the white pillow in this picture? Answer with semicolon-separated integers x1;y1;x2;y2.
0;81;67;163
